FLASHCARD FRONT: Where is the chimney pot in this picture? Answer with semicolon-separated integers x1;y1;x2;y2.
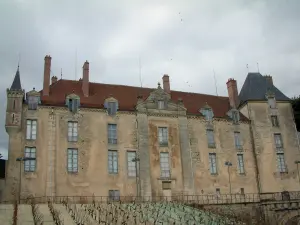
82;61;89;97
51;76;58;84
162;74;170;94
43;55;52;96
226;78;239;108
264;75;273;86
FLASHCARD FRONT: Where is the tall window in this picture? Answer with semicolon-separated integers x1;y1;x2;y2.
28;96;39;110
108;150;118;174
68;122;78;142
109;190;120;201
26;120;37;140
67;98;80;113
158;127;168;146
237;154;245;174
207;130;215;148
107;102;117;116
271;116;279;127
108;124;117;144
274;134;283;151
160;152;170;178
234;132;242;150
209;153;217;174
232;111;240;124
203;108;213;121
67;148;78;173
127;151;137;177
276;153;287;173
24;147;36;172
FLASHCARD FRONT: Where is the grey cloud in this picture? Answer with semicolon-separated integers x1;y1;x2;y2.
0;0;299;156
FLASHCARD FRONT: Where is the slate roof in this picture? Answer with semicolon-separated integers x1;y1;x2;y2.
239;72;290;106
40;79;247;120
10;67;22;91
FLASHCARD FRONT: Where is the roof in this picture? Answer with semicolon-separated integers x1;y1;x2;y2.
40;79;242;119
239;72;290;106
10;66;22;90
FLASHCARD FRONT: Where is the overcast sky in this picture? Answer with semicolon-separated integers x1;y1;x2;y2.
0;0;299;159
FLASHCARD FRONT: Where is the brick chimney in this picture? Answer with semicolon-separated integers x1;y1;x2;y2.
162;74;170;94
43;55;51;96
51;76;58;84
264;75;273;86
82;60;89;97
226;78;239;109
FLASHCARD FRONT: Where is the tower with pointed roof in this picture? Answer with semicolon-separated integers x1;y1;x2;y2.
4;66;25;201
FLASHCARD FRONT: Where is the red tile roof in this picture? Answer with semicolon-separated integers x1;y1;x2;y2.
40;79;243;119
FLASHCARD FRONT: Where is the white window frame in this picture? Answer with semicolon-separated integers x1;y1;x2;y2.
158;127;168;146
158;100;165;109
26;119;37;140
108;150;118;174
160;152;170;178
24;147;36;172
67;148;78;173
127;151;137;177
204;109;213;121
209;153;217;174
276;153;287;173
268;97;276;109
237;154;245;174
68;121;78;142
274;133;283;152
107;101;117;116
234;132;242;150
28;96;39;110
271;115;279;127
108;124;117;144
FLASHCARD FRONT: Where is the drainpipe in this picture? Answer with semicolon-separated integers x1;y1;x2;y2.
247;104;262;195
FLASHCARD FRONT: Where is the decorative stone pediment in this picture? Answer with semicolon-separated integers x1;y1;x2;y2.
66;93;80;100
146;83;171;102
104;96;118;103
27;88;40;97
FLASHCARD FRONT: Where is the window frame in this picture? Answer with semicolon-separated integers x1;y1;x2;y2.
24;147;36;172
27;96;39;110
209;153;217;175
26;119;37;140
237;153;245;174
268;97;276;109
276;153;287;173
160;152;170;178
158;127;168;147
108;190;120;201
68;121;78;142
204;108;213;121
108;150;118;174
232;110;240;124
234;132;242;150
207;129;216;148
67;148;78;173
107;101;118;116
127;151;137;177
108;124;117;144
158;100;165;110
271;115;279;127
274;133;284;152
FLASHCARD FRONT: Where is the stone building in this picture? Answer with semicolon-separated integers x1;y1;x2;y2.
3;55;300;201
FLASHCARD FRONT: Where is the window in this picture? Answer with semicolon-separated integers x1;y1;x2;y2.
67;98;80;113
67;149;78;173
216;188;221;195
107;102;117;116
13;100;15;110
274;134;283;152
207;130;215;148
108;150;118;174
158;127;168;146
158;100;165;109
12;114;15;123
127;151;137;177
26;120;37;140
234;132;242;150
162;181;171;190
271;116;279;127
68;122;78;142
24;147;36;172
109;190;120;201
237;154;245;174
108;124;117;144
232;111;240;124
240;188;245;195
28;96;39;110
209;153;217;174
203;108;213;121
276;153;287;172
268;97;276;109
160;152;170;178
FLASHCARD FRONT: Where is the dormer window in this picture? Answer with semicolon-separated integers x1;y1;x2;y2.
268;97;276;109
104;97;118;116
200;106;213;122
26;88;41;110
232;110;240;124
158;100;165;109
66;94;80;113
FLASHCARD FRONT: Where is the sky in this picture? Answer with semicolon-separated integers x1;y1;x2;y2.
0;0;299;159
